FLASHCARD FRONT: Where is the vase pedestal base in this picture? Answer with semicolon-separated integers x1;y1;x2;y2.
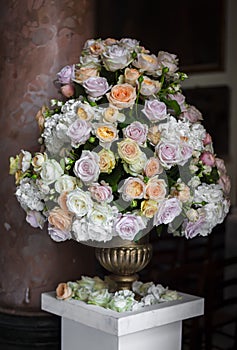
41;291;204;350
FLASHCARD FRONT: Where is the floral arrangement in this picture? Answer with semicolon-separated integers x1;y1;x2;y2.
55;276;180;313
9;37;230;244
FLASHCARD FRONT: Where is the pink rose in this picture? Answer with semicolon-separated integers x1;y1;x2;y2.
153;198;182;226
61;84;75;98
218;174;231;195
123;121;148;145
200;151;216;167
73;150;100;184
89;182;113;202
203;132;212;146
115;214;146;240
142;99;167;122
57;65;73;84
83;77;110;98
215;157;227;176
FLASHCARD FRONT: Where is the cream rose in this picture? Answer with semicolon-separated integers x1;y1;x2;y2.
141;199;158;218
145;177;167;201
107;83;136;109
140;77;161;96
171;182;191;202
32;152;48;172
74;66;99;83
124;68;140;86
147;125;161;146
118;138;142;165
48;206;73;232
98;149;116;173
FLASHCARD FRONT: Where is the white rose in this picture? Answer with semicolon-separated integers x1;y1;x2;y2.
40;159;64;185
66;189;93;217
55;175;78;193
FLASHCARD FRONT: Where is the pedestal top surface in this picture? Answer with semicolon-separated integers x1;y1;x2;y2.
42;291;204;336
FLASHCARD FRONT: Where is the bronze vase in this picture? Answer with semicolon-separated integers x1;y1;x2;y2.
95;236;153;291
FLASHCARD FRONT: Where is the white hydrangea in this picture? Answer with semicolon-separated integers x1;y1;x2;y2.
15;178;45;212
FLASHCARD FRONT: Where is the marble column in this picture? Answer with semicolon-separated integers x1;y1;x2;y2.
0;0;96;315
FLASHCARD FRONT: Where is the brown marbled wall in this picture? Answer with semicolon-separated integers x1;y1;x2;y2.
0;0;96;314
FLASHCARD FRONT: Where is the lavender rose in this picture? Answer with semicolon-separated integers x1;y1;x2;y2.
156;142;181;168
181;105;203;123
102;45;131;71
73;150;100;184
123;121;148;145
115;214;146;240
157;51;178;74
142;99;167;122
26;210;46;229
57;65;73;84
82;77;110;98
182;216;206;239
89;182;113;203
48;225;71;242
153;198;182;226
168;92;186;112
67;119;92;147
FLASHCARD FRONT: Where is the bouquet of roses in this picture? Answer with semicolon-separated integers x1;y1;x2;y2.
9;37;230;244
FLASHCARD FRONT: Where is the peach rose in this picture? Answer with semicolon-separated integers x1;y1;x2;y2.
95;124;118;144
48;206;73;232
56;282;72;300
107;83;136;109
141;199;158;218
74;66;99;83
144;157;162;178
118;138;142;164
124;68;140;86
145;177;167;201
58;191;69;211
119;177;145;201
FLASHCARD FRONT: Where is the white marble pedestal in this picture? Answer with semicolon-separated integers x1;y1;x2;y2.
42;292;204;350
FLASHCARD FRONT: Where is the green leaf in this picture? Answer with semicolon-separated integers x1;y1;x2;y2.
160;97;181;116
